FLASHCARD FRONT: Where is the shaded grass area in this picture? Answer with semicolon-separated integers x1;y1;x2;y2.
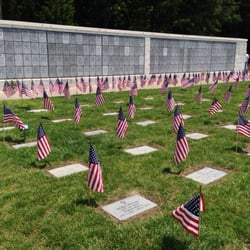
0;82;250;249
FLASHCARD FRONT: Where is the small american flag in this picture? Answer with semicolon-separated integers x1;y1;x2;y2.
128;95;136;119
88;144;104;192
88;78;92;93
37;79;45;94
112;76;116;89
95;86;105;106
239;96;249;114
43;90;55;111
233;76;239;89
208;97;222;115
3;105;26;130
224;85;232;102
30;80;38;95
181;77;194;89
205;72;210;84
196;86;202;104
21;81;34;98
209;80;218;92
2;80;16;97
173;105;184;133
118;77;123;90
37;123;51;161
63;81;71;99
236;115;250;138
116;107;128;139
129;78;138;96
58;79;64;95
74;97;82;124
140;75;147;87
160;75;169;94
76;77;84;92
165;90;175;112
157;74;162;85
49;80;55;95
174;125;189;164
172;194;205;237
245;84;250;97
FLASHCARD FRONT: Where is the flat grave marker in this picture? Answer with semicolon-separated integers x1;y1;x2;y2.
113;100;123;104
27;109;48;113
103;112;118;116
124;145;158;155
48;163;88;178
202;98;210;102
185;167;227;184
12;141;37;149
101;194;157;221
52;118;72;123
0;126;15;131
136;120;156;126
144;97;154;100
186;133;208;140
221;124;236;130
83;129;108;136
139;107;153;110
183;115;191;120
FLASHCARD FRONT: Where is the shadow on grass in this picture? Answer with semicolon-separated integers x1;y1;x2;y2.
1;135;25;144
161;235;188;250
162;167;182;175
40;116;50;120
30;160;51;169
75;198;98;208
228;145;248;154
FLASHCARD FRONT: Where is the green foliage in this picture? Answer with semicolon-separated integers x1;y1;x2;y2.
0;82;249;249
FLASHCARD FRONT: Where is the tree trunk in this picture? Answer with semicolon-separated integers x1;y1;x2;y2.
0;0;2;19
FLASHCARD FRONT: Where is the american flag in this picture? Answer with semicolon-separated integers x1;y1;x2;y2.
118;77;123;90
172;194;205;237
205;72;210;84
208;97;222;115
95;86;105;106
76;77;84;92
148;74;155;85
43;90;55;111
140;75;147;87
181;77;194;89
112;76;116;89
37;123;51;161
102;77;109;90
209;80;218;92
236;115;250;138
58;79;64;94
212;72;217;82
224;85;232;102
49;80;55;95
128;95;136;119
3;105;26;130
88;144;104;192
126;75;131;88
2;80;16;97
173;105;184;133
63;81;71;99
116;107;128;139
157;74;162;85
88;78;92;93
245;84;250;97
173;74;178;85
196;86;202;104
38;79;45;94
165;90;175;112
239;96;249;114
174;125;189;164
233;76;239;89
74;97;82;124
21;81;34;98
30;80;38;95
160;75;169;94
129;78;138;96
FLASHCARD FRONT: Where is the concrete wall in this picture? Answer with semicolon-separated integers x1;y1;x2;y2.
0;20;247;81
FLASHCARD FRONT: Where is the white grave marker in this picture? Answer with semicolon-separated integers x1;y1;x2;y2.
186;133;208;140
124;145;158;155
222;124;236;130
186;167;227;184
83;129;108;136
28;109;48;113
183;115;191;120
139;107;153;110
136;120;156;126
52;118;72;123
0;126;15;131
102;194;157;221
103;112;118;116
12;141;37;149
48;163;88;178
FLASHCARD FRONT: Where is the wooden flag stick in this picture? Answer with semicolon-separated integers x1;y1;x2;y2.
197;185;202;250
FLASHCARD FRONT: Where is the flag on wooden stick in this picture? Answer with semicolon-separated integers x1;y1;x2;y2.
3;105;26;130
165;90;175;112
116;107;128;139
208;97;222;115
236;115;250;138
43;90;55;111
74;97;83;124
173;105;184;133
88;144;104;192
128;95;136;119
95;86;105;106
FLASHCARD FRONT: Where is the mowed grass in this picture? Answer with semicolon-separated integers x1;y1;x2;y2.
0;82;249;250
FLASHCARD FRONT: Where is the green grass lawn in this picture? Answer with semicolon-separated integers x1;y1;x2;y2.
0;82;249;249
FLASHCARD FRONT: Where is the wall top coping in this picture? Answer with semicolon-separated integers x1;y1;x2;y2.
0;20;247;43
